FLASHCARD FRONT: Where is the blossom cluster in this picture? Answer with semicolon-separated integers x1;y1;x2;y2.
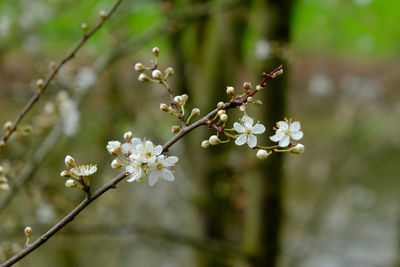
60;155;97;191
107;131;178;186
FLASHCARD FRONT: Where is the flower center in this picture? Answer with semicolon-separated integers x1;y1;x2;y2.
146;152;152;158
157;163;164;169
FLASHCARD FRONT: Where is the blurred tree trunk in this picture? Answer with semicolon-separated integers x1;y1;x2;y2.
243;0;294;266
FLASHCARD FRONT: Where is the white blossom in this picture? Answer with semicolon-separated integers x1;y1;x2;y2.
107;141;121;155
270;120;303;147
135;141;162;164
147;155;178;186
121;138;142;154
234;116;265;148
126;161;143;182
70;164;97;177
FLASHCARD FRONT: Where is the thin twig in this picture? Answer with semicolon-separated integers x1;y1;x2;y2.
0;0;124;149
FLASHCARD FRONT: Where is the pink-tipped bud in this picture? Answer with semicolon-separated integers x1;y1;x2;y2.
181;94;188;102
60;170;70;178
209;135;221;145
124;131;133;142
256;149;271;159
152;47;160;57
3;121;12;131
290;144;305;154
217;102;224;109
65;179;76;188
174;96;183;105
171;125;180;134
152;70;163;80
160;103;169;112
24;227;32;238
134;63;146;72
191;108;200;116
138;73;150;82
111;159;121;169
220;114;228;122
201;140;210;148
226;86;235;95
165;67;174;76
64;155;76;168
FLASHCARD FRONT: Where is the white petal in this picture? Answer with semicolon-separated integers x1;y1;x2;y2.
247;134;257;148
277;121;288;130
279;135;290;147
148;171;160;186
165;156;179;165
233;122;245;133
291;130;303;140
154;145;163;155
162;169;175;181
126;175;136;182
252;123;265;134
270;129;285;142
235;134;247;146
243;116;254;128
121;143;132;153
289;121;301;132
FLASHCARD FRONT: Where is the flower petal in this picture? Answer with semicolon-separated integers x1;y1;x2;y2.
269;129;285;142
289;121;301;132
154;145;163;155
233;122;245;133
277;121;288;130
165;156;179;165
252;123;265;134
162;169;175;181
279;135;290;147
148;171;160;186
121;143;132;153
243;116;254;128
247;134;257;148
291;130;303;140
235;134;247;146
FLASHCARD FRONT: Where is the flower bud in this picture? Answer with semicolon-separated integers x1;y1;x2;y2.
181;94;188;102
256;85;262;91
243;82;251;90
122;132;132;142
81;23;88;32
152;70;163;80
256;149;271;159
254;100;263;106
134;63;146;72
201;140;210;148
217;110;226;117
191;108;200;116
107;141;121;156
111;159;121;169
165;67;174;76
239;104;246;112
60;170;70;178
217;102;224;109
99;10;106;20
160;103;169;112
24;227;32;238
36;79;44;89
220;114;228;122
152;47;160;57
138;73;150;82
290;144;305;154
174;96;183;105
247;96;253;103
65;179;76;188
226;86;235;95
171;125;180;134
0;183;9;191
209;135;221;145
64;155;76;168
3;121;12;131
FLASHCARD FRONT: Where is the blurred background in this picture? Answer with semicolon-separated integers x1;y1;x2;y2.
1;0;400;266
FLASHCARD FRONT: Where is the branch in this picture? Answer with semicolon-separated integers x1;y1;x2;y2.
0;0;124;149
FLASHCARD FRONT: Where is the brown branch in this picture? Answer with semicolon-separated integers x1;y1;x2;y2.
0;0;124;149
